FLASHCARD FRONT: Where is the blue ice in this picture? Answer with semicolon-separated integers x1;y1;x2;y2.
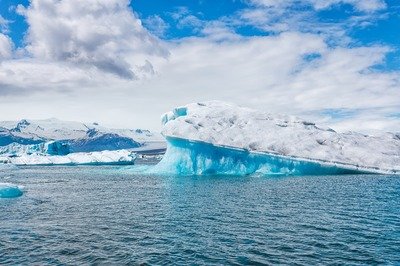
161;107;188;125
150;137;368;176
0;183;23;198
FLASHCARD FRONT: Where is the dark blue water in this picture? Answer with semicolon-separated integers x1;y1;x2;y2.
1;166;399;265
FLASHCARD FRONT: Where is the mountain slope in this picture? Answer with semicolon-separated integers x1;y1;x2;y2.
0;118;164;154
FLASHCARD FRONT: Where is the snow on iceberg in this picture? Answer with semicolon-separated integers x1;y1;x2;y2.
9;150;137;166
157;101;400;175
0;183;23;198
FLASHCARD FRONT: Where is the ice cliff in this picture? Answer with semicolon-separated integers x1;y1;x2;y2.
155;101;400;175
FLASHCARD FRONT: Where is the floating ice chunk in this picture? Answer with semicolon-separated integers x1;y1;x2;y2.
159;101;400;175
0;183;23;198
0;141;69;156
9;150;137;166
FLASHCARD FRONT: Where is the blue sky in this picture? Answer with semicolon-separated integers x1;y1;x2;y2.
135;0;400;70
2;0;400;68
0;0;399;132
0;0;398;74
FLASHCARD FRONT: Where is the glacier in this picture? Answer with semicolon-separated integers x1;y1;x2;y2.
157;101;400;176
0;183;23;198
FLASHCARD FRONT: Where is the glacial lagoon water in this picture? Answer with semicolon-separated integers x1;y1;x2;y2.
1;165;399;265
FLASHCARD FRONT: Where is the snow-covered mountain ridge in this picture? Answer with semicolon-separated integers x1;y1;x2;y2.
0;118;165;154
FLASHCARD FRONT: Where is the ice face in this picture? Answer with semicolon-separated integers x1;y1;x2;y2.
0;183;23;198
0;141;69;157
150;137;369;176
45;141;70;155
160;101;400;175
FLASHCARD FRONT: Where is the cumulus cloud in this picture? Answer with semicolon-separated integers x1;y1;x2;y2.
2;30;399;133
0;0;398;133
154;34;399;130
17;0;169;79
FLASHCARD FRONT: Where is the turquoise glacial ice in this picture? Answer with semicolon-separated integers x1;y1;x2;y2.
0;183;23;198
0;141;70;156
151;137;367;176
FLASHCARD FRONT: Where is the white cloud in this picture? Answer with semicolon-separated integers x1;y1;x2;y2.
238;7;314;33
284;46;399;111
310;0;386;12
18;0;169;79
0;15;11;34
236;0;387;42
169;7;204;32
153;35;399;133
142;15;169;38
250;0;386;12
1;31;399;133
0;0;398;134
200;21;240;41
0;33;13;60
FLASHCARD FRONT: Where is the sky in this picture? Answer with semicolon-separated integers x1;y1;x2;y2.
0;0;399;133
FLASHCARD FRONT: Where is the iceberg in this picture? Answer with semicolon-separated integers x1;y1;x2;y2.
9;150;137;166
156;101;400;176
0;141;69;156
0;183;23;198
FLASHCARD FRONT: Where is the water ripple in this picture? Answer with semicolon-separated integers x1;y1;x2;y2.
0;166;399;265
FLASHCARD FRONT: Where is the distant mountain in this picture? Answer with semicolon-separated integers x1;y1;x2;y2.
0;127;44;146
0;118;164;154
64;131;141;153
